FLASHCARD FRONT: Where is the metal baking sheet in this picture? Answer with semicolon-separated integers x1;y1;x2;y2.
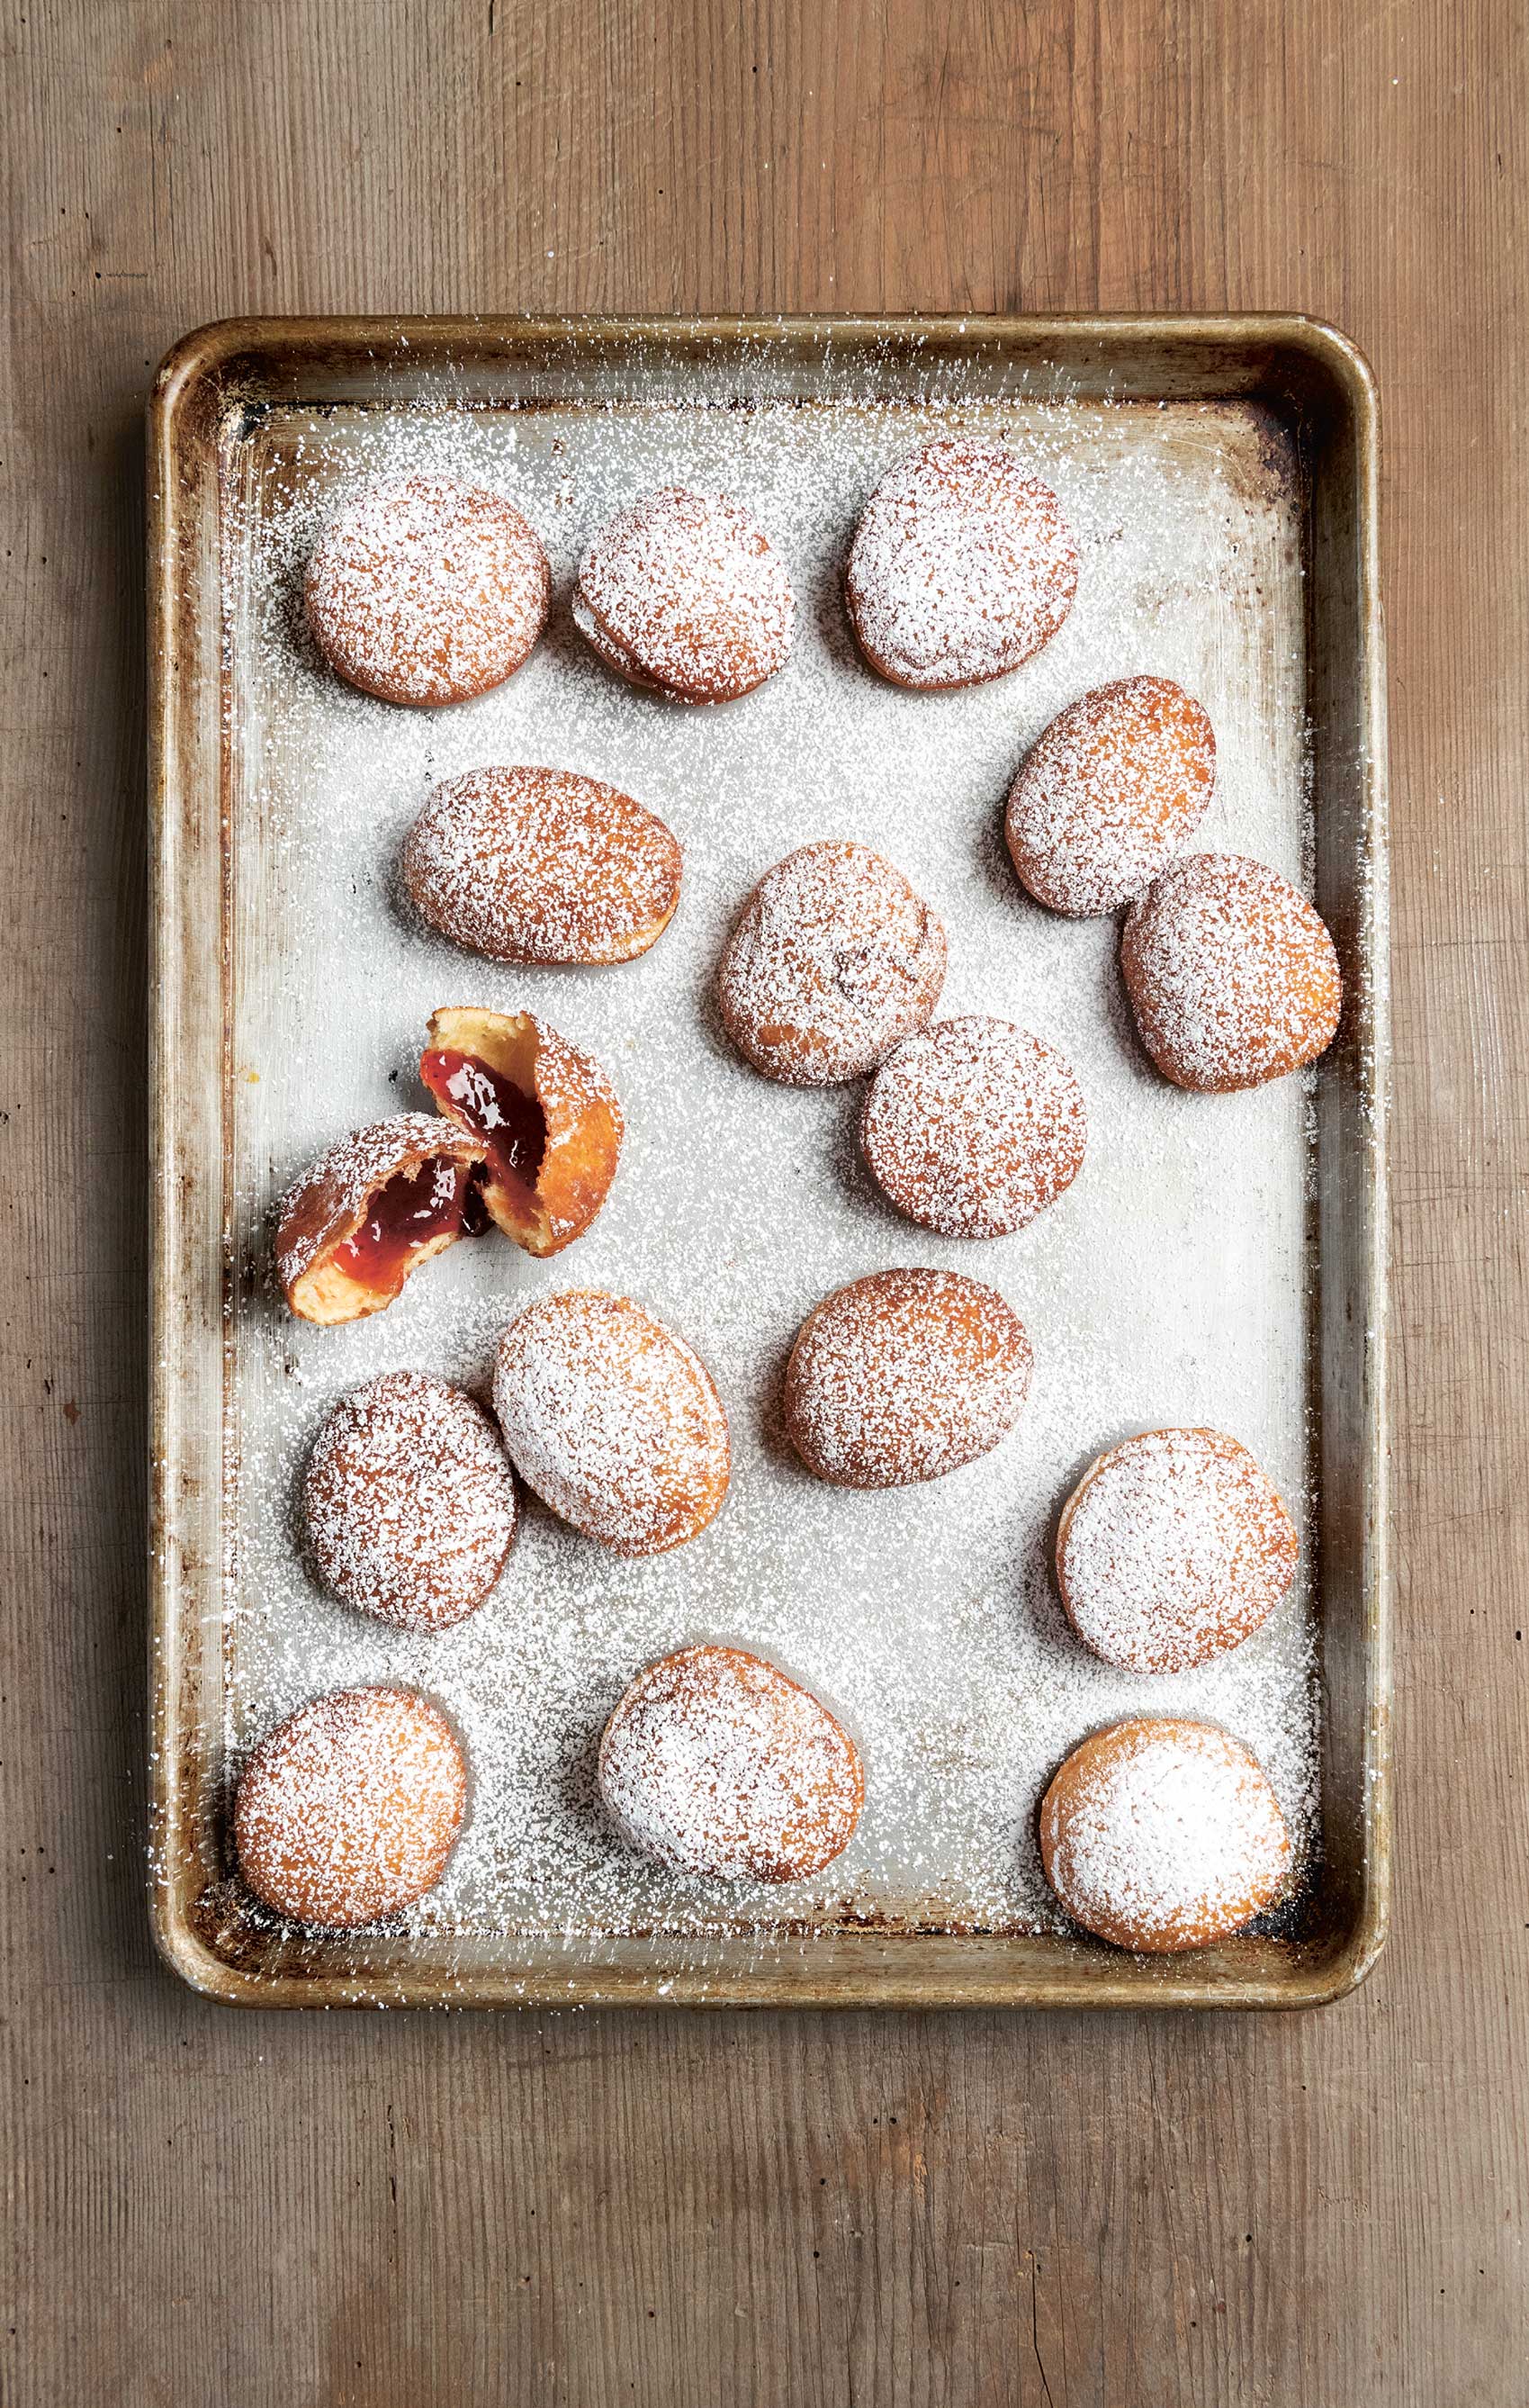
148;316;1389;2008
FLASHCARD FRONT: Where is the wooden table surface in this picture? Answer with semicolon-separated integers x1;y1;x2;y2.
3;3;1524;2401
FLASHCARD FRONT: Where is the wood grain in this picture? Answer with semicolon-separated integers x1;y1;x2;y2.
1;2;1523;2402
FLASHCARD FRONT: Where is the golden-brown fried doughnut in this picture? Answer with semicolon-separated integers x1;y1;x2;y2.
784;1269;1031;1488
574;487;794;702
400;766;682;966
305;474;547;706
1006;676;1216;915
275;1114;488;1325
846;438;1077;690
1120;852;1342;1091
861;1016;1086;1237
303;1371;517;1633
717;841;946;1086
598;1645;863;1880
1039;1716;1291;1953
493;1290;730;1556
234;1685;467;1929
1056;1427;1298;1674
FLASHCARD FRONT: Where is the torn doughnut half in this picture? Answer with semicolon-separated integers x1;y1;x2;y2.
276;1112;490;1325
420;1006;624;1258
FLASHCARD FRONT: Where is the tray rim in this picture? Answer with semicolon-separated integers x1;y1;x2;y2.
147;311;1390;2012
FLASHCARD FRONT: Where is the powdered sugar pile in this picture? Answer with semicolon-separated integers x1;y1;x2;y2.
861;1015;1087;1237
599;1646;862;1881
846;437;1078;689
1057;1428;1298;1674
220;382;1321;1950
717;840;947;1084
1039;1717;1291;1949
303;1370;518;1633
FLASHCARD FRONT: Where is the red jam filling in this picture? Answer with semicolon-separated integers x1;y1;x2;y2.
335;1153;472;1291
420;1050;547;1198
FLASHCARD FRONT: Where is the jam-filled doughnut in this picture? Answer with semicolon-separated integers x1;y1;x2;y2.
276;1113;489;1325
717;841;947;1086
493;1290;730;1556
1056;1427;1298;1674
303;1371;517;1633
400;765;682;966
305;474;549;707
574;487;794;702
1005;676;1216;916
233;1684;467;1929
598;1645;864;1881
784;1269;1031;1489
1039;1716;1292;1953
845;438;1077;690
1120;852;1343;1091
861;1015;1086;1238
420;1006;623;1258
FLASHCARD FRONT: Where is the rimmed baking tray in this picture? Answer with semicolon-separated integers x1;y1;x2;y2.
148;314;1389;2009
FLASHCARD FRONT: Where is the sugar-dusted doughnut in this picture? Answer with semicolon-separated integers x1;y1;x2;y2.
305;474;548;707
717;841;947;1086
493;1290;730;1556
1120;852;1343;1091
420;1006;623;1258
1039;1716;1292;1953
233;1684;467;1929
845;438;1077;690
861;1015;1086;1238
1056;1427;1298;1674
598;1644;864;1881
400;766;682;967
1005;676;1216;915
276;1113;489;1325
574;487;794;702
302;1371;517;1633
784;1268;1031;1489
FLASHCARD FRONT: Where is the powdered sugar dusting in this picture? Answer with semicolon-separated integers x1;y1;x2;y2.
861;1015;1087;1237
1057;1428;1298;1674
1006;675;1216;915
1121;851;1343;1091
786;1270;1031;1489
846;437;1078;689
303;1371;517;1633
717;841;947;1084
220;383;1321;1951
305;473;548;706
598;1646;863;1881
493;1291;729;1556
1040;1717;1291;1950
